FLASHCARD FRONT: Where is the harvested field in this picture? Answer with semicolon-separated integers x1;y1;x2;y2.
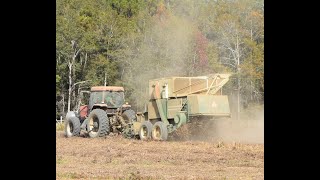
56;131;264;180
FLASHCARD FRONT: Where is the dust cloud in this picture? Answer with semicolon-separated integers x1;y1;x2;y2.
122;4;208;110
209;107;264;144
176;105;264;144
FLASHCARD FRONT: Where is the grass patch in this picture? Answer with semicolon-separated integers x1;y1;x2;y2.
57;172;161;180
56;156;66;164
57;172;85;179
56;123;65;131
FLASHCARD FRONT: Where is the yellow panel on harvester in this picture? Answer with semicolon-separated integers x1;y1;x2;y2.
187;95;231;117
148;74;231;100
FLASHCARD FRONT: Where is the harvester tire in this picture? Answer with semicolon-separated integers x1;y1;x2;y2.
65;116;81;138
122;109;137;123
87;109;109;138
152;121;168;141
139;121;153;140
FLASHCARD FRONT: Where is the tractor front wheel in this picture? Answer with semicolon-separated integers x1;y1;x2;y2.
65;117;81;138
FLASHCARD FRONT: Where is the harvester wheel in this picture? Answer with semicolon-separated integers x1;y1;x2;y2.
139;121;153;140
152;121;168;141
65;116;81;138
87;109;109;138
122;109;137;124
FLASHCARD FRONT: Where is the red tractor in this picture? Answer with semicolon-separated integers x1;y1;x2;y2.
65;86;136;138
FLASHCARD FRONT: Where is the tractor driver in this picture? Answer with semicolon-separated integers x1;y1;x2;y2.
106;94;116;106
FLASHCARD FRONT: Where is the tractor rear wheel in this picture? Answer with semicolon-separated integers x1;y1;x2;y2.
65;116;81;138
139;121;153;140
122;109;137;124
152;121;168;141
87;109;109;138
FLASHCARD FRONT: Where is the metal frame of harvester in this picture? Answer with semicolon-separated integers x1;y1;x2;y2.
129;73;232;141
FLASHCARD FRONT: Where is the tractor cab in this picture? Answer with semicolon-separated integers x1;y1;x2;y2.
78;86;128;120
89;86;125;110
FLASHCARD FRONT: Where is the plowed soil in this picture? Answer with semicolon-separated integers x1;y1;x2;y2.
56;131;264;179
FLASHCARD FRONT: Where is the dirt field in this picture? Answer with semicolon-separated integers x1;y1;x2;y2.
56;131;264;180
